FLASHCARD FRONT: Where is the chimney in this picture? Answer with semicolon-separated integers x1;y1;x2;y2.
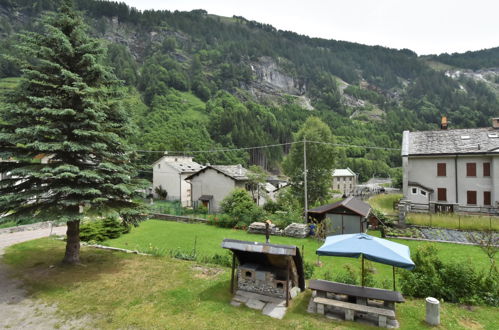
492;118;499;129
440;116;448;130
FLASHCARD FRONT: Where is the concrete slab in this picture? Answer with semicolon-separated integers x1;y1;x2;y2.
232;295;248;303
245;299;266;310
230;300;242;307
262;303;287;320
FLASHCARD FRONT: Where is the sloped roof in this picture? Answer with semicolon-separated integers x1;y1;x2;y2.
332;168;356;177
166;161;205;173
402;128;499;156
185;164;250;181
308;196;371;217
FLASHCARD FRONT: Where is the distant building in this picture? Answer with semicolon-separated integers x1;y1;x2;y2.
401;118;499;213
186;164;251;212
332;168;357;196
152;155;204;207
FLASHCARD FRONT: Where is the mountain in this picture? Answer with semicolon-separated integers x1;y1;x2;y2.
1;0;498;181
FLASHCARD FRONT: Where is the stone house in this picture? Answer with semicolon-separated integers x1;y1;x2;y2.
401;118;499;213
332;168;357;196
186;164;251;212
152;155;204;207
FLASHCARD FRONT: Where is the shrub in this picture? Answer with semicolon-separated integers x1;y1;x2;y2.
79;217;130;242
219;189;263;227
267;210;303;229
334;264;359;285
154;185;168;199
303;261;315;279
263;200;281;214
206;214;238;228
400;244;499;306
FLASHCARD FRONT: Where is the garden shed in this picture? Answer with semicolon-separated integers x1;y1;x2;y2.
307;197;372;236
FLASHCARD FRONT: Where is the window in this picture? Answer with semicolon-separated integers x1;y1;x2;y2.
411;187;417;194
484;191;491;206
467;191;477;205
437;163;446;176
421;190;427;196
466;163;476;176
245;271;252;279
483;162;491;177
437;188;447;201
276;282;284;289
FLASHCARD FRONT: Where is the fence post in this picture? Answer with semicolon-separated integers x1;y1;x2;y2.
458;215;461;230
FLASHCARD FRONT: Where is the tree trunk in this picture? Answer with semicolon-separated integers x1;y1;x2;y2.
63;220;80;264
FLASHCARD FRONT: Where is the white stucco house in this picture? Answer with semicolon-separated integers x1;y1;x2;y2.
152;155;204;207
185;164;252;213
401;118;499;213
332;168;357;196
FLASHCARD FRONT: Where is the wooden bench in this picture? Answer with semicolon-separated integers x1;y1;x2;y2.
313;297;395;327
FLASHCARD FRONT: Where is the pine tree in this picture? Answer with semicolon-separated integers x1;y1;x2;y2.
0;0;145;264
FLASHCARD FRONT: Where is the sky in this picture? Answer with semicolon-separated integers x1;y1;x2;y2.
117;0;499;55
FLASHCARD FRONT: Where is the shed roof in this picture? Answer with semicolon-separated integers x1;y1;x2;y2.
307;196;371;217
402;128;499;156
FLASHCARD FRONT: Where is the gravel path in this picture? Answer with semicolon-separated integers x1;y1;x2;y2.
0;226;89;329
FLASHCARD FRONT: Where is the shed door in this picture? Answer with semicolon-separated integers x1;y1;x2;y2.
325;214;343;235
342;215;361;234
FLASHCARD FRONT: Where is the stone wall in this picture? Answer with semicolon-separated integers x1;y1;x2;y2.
237;265;289;299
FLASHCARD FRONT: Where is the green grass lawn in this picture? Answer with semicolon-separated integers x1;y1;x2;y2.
406;213;499;231
107;220;492;286
368;194;402;216
3;238;498;329
0;221;16;229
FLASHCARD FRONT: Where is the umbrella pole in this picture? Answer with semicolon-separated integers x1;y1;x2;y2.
393;266;396;291
361;255;365;287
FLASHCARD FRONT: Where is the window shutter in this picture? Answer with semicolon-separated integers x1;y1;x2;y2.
437;163;446;176
467;191;477;205
466;163;476;176
437;188;447;201
484;191;491;206
483;163;491;177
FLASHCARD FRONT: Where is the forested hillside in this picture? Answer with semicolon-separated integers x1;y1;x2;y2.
1;0;498;181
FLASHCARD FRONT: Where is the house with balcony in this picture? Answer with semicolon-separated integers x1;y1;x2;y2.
401;118;499;213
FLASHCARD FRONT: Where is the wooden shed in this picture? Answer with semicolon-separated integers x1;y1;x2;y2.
307;197;372;236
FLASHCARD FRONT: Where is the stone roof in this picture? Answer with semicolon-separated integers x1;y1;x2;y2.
402;128;499;156
166;161;205;173
332;168;356;177
211;165;249;180
185;164;250;181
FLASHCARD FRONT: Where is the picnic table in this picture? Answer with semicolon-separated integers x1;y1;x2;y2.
309;279;405;327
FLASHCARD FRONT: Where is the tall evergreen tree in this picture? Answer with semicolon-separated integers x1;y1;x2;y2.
0;0;145;264
282;117;336;207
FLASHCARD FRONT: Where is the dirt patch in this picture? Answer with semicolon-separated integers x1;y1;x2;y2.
459;318;483;329
192;265;224;279
0;226;91;329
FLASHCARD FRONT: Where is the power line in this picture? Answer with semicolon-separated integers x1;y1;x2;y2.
134;140;401;154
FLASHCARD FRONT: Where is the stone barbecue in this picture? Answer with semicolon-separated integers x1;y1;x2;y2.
237;263;289;298
221;239;305;313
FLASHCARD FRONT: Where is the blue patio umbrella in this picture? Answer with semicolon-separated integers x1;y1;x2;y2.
316;233;415;289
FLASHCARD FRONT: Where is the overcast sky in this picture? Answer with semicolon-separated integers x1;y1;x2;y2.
118;0;498;55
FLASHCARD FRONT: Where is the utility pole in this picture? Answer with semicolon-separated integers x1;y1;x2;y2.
303;137;308;221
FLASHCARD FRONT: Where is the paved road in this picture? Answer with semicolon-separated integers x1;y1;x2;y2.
0;226;89;329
